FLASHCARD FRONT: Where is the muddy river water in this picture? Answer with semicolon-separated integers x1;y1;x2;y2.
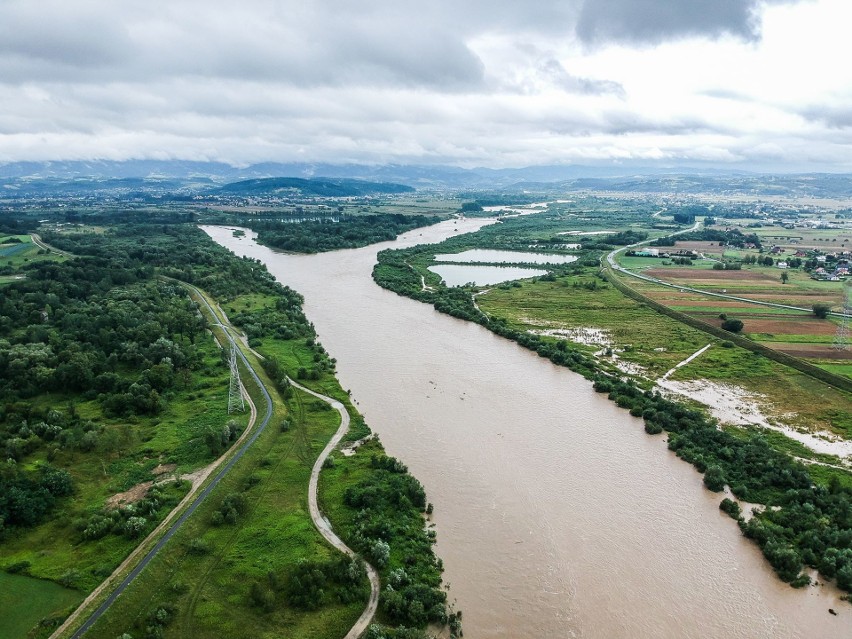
204;221;849;638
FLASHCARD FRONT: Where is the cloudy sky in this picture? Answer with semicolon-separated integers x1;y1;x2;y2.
0;0;850;170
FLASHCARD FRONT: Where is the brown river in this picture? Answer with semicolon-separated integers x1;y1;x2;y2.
203;221;850;638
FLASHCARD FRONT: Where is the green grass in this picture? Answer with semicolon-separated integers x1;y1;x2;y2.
477;270;711;378
0;234;66;271
77;345;364;639
672;305;810;315
618;256;717;271
0;572;83;639
0;334;241;592
752;334;835;344
805;464;852;490
816;362;852;378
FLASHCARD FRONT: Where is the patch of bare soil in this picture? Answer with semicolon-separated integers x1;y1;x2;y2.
740;318;838;335
769;343;852;360
645;268;778;281
151;463;177;476
106;481;153;509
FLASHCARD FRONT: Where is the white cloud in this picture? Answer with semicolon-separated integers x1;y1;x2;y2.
0;0;849;170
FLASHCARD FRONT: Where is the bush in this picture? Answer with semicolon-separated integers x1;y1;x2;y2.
644;422;663;435
703;465;726;492
719;498;741;519
188;538;210;555
5;560;31;574
813;303;831;319
124;516;148;538
721;318;744;333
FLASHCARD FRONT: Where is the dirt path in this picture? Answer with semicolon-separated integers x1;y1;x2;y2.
291;378;381;639
660;343;713;380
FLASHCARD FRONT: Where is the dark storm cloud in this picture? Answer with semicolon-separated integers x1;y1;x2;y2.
0;0;488;89
576;0;798;45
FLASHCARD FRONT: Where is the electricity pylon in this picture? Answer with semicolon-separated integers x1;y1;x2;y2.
228;341;246;413
832;285;851;351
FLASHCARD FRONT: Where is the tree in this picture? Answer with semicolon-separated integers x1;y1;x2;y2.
721;318;744;333
813;303;831;319
780;272;789;284
703;465;726;492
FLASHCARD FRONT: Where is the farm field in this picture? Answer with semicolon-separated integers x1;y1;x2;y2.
624;271;850;377
0;572;82;639
0;234;66;270
477;268;852;439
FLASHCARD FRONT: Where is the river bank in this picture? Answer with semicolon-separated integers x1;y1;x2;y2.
205;221;851;638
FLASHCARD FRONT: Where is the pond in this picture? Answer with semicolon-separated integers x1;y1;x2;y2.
434;249;579;265
427;264;548;286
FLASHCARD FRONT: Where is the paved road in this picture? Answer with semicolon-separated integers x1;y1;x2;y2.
56;286;274;639
30;233;74;257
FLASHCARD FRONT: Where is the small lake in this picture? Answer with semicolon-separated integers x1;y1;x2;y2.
427;264;547;286
434;249;578;265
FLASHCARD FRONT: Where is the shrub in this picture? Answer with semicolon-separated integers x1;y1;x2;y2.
721;318;743;333
719;498;741;519
703;465;726;492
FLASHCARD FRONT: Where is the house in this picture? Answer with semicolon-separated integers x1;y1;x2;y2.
776;261;788;269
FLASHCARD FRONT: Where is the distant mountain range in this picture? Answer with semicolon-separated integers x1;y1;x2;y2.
216;177;413;197
0;159;755;187
1;160;851;198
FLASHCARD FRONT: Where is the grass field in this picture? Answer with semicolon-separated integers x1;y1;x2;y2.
622;269;851;378
0;333;242;596
0;234;66;270
0;573;83;638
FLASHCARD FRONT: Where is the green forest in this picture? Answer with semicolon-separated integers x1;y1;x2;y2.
0;222;451;639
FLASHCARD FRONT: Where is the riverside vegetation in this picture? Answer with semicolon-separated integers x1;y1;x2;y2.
372;202;852;597
1;218;453;639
